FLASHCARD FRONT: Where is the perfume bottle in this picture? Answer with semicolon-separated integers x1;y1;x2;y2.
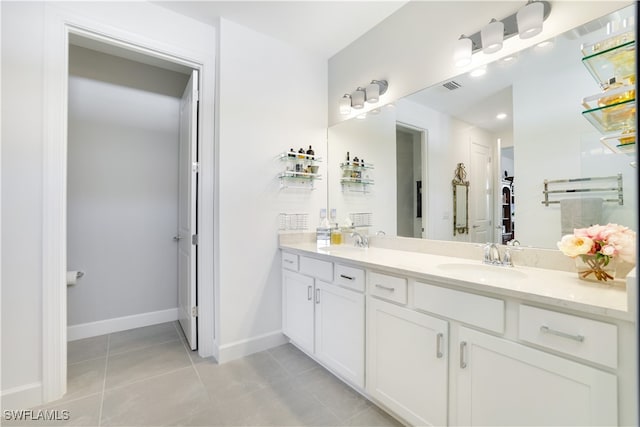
306;145;315;160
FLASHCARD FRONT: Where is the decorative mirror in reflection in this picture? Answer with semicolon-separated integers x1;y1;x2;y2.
327;4;636;249
452;163;469;236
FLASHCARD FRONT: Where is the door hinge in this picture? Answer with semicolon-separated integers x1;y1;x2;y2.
191;306;198;317
192;162;200;173
192;234;199;245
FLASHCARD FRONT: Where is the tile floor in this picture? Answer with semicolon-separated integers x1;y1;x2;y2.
4;322;403;426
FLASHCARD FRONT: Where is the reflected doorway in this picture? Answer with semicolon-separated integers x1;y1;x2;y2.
396;125;425;238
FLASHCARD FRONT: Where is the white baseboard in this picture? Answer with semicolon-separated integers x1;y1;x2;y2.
1;382;43;410
67;308;179;341
217;330;287;363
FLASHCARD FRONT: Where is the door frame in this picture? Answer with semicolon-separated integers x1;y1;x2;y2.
396;121;428;238
42;4;217;403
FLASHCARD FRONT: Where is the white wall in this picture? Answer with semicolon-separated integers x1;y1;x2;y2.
217;18;327;359
67;46;187;327
1;0;216;408
1;0;46;400
328;1;630;126
327;107;396;236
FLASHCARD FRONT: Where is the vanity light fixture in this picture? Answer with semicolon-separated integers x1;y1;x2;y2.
454;35;473;67
365;80;388;103
339;94;352;115
481;19;504;54
352;87;366;109
340;80;389;114
517;0;544;39
454;1;550;67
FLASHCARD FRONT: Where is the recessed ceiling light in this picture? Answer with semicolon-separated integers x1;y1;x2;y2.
496;113;507;120
501;55;516;63
470;67;487;77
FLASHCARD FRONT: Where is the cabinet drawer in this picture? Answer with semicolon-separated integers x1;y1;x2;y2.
368;272;407;305
518;305;618;369
334;264;365;292
414;282;504;333
299;256;333;282
282;252;299;271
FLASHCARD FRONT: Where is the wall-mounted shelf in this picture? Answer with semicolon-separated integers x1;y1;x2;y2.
582;39;635;85
581;26;636;162
279;150;322;190
340;161;374;192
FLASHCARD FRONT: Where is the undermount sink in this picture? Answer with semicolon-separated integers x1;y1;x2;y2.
436;262;527;284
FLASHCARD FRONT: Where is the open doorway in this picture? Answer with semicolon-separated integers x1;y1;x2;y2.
396;124;425;238
66;36;199;350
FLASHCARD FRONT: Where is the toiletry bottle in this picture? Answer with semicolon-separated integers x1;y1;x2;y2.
331;224;342;245
298;148;305;159
306;145;315;160
346;151;350;165
288;148;295;158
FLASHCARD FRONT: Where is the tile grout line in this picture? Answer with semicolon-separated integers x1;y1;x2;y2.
172;321;208;391
97;333;110;427
265;347;348;424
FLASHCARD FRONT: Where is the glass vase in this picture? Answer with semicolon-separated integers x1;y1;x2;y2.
575;254;616;282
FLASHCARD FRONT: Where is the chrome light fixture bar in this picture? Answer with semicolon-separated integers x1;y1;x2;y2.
339;80;389;115
467;1;551;54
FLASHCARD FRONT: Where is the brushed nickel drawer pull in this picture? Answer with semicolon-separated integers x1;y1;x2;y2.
315;288;320;304
460;341;467;368
284;259;294;264
340;274;355;281
436;333;444;359
540;326;585;342
375;284;395;292
307;285;312;301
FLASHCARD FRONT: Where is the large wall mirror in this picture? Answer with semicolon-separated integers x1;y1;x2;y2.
327;4;636;249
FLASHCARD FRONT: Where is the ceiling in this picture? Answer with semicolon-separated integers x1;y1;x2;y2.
154;1;409;59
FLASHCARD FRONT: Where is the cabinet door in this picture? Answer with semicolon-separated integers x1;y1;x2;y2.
282;270;315;354
456;327;617;426
367;297;448;426
314;281;364;388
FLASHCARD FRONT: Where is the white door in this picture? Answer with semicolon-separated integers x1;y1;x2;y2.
367;297;449;426
456;327;617;426
314;281;365;388
469;141;493;243
178;70;199;350
282;270;315;354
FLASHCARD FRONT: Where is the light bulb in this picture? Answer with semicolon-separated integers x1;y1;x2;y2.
481;19;504;54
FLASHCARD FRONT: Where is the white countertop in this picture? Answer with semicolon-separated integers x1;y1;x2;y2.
280;242;635;322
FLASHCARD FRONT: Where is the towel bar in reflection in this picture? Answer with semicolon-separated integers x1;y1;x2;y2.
541;174;623;207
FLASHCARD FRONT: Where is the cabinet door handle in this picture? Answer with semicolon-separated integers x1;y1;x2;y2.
315;288;320;304
460;341;467;369
436;333;444;359
540;326;585;342
284;259;294;264
375;284;395;292
307;285;312;301
340;274;355;281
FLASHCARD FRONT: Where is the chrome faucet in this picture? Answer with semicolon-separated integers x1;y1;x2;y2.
351;231;369;248
482;242;521;267
483;243;502;265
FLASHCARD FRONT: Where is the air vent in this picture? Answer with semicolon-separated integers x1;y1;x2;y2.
443;81;461;91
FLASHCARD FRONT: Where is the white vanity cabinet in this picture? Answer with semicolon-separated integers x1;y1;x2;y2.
367;296;448;426
281;252;365;388
282;269;315;354
455;326;618;426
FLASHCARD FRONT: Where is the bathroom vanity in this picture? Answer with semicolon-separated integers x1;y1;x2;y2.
280;236;637;426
